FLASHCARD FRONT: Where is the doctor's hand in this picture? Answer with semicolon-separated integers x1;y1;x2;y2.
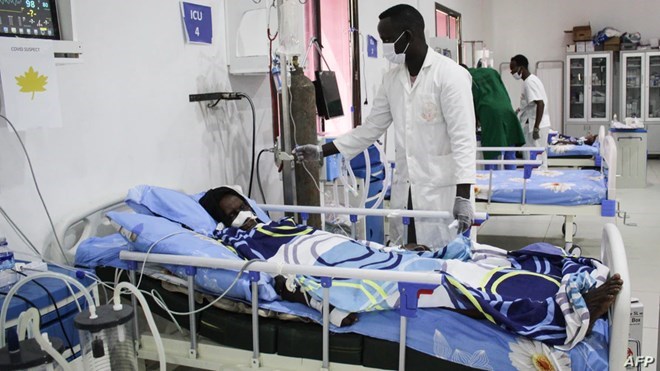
293;144;323;164
452;196;474;234
532;128;540;140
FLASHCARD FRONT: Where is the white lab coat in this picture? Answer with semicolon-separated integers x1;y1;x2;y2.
334;48;476;249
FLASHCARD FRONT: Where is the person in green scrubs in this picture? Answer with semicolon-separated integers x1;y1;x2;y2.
466;66;526;169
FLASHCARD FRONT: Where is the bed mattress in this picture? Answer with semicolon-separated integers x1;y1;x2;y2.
548;143;599;158
475;169;607;206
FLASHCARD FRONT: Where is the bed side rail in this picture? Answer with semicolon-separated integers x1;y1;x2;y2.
600;223;630;371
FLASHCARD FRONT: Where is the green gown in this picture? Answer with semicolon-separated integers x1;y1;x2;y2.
469;68;526;159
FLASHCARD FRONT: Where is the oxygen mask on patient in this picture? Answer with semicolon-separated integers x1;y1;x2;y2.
231;210;258;230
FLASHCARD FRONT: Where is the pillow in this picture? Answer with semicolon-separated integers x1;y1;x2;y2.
126;185;271;236
106;211;278;302
75;233;130;270
126;185;218;236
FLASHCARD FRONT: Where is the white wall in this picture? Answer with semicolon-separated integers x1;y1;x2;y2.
0;0;281;260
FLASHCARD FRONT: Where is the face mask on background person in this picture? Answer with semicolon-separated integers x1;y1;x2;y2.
231;210;257;228
512;67;522;80
383;31;409;64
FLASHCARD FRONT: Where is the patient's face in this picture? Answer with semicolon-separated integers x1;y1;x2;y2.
219;195;257;231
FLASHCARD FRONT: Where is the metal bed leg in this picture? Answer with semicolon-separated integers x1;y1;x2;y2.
397;282;438;371
564;215;574;251
186;267;198;359
128;263;141;350
250;272;261;368
350;214;358;239
321;277;332;371
398;316;407;371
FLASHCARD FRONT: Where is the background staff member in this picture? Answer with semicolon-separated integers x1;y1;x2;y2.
510;54;551;168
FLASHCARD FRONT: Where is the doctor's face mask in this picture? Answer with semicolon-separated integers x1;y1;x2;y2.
382;30;410;64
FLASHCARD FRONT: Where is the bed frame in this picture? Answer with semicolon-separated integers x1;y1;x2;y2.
49;201;630;371
547;126;606;169
476;134;617;253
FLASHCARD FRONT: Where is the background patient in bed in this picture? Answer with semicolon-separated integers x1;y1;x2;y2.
199;186;622;347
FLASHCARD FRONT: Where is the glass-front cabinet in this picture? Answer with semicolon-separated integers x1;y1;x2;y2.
620;51;660;122
565;52;612;131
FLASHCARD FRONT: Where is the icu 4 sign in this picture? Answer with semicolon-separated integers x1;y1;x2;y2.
181;2;212;44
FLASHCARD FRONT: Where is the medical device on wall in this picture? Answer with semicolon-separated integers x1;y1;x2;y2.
74;304;137;370
315;71;344;120
0;0;60;40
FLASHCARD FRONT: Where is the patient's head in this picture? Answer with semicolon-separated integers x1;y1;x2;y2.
199;187;258;231
584;134;597;146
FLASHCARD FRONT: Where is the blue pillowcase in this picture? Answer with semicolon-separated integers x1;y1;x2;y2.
126;185;218;237
125;185;270;236
106;211;278;302
75;233;131;270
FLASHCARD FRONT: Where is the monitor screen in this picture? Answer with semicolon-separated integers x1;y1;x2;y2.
314;70;344;120
0;0;60;40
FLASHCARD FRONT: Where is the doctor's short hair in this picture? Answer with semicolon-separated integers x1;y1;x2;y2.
379;4;425;34
511;54;529;69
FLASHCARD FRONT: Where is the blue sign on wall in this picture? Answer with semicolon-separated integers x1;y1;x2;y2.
181;2;212;44
367;35;378;58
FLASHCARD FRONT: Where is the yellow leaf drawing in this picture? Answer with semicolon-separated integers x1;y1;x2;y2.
15;66;48;100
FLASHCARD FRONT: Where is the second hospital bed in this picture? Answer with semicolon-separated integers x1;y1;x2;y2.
475;134;618;254
58;185;630;371
547;126;606;168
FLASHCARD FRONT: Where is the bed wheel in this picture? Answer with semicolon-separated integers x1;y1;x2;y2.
568;244;582;257
561;222;577;237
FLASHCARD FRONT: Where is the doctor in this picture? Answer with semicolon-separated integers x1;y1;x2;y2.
294;4;476;249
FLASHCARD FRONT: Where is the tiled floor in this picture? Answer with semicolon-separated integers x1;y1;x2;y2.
478;159;660;366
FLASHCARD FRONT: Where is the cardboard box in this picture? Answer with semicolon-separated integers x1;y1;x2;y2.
576;42;587;53
586;42;595;52
566;44;576;53
626;298;644;370
604;36;621;52
573;25;592;42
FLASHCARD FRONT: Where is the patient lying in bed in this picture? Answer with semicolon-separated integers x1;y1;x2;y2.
199;187;622;349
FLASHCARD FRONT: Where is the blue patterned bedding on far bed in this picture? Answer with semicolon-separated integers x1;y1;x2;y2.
475;169;607;206
548;142;600;158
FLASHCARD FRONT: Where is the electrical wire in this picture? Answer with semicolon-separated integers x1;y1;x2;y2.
12;269;76;357
238;93;257;199
0;291;41;318
146;259;262;316
0;114;65;263
134;231;187;289
256;149;271;204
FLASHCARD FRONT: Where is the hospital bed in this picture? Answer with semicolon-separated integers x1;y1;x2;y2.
475;134;617;255
52;189;630;371
547;126;606;168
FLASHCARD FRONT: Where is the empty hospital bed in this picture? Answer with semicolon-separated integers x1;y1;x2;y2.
475;135;617;255
51;185;630;371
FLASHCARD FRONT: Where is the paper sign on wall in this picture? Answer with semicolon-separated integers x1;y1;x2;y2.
181;2;213;44
0;38;62;130
367;35;378;58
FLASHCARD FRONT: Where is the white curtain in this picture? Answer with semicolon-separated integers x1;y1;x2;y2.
536;64;564;132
